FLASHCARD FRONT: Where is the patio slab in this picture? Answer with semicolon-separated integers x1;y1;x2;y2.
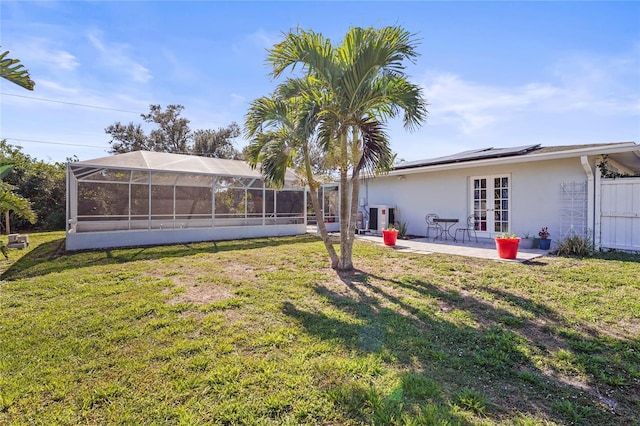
355;235;546;262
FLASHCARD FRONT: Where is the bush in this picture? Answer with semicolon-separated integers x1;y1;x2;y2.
0;140;67;232
556;234;594;257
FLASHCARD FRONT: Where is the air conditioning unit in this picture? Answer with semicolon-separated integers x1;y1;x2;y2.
368;205;395;234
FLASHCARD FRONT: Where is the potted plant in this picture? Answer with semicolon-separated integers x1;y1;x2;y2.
519;232;533;249
538;227;551;250
494;232;520;259
382;224;399;246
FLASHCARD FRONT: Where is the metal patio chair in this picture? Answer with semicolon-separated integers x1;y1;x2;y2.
455;214;479;243
425;213;441;239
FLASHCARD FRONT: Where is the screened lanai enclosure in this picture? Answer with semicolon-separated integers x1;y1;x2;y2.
66;151;307;251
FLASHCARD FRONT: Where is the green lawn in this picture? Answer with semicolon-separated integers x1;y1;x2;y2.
1;232;638;425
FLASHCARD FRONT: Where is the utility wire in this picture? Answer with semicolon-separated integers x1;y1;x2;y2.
0;92;142;114
3;138;107;149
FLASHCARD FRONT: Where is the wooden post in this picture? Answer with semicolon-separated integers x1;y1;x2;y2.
4;211;9;235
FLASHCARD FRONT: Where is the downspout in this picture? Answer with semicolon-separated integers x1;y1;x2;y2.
66;163;69;235
361;172;369;212
580;156;596;249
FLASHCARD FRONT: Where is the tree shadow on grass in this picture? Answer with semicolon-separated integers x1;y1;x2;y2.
1;234;321;281
282;268;638;425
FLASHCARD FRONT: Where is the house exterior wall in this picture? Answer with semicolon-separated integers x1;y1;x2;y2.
362;156;592;242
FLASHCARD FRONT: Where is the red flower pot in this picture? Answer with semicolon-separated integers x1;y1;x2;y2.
382;229;398;246
495;237;520;259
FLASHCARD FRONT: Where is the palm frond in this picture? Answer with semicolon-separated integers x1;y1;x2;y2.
353;118;392;175
0;182;37;223
0;49;35;90
267;28;337;84
368;76;428;130
245;96;292;137
257;131;296;188
245;118;297;189
0;164;14;180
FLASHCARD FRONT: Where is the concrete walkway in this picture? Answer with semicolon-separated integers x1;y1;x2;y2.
355;234;546;262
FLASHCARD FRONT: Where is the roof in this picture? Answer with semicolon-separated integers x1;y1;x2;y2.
393;142;640;173
70;151;300;183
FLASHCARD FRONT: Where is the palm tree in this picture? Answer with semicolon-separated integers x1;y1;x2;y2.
251;26;427;270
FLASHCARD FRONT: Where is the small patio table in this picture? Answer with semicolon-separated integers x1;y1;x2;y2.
432;218;459;242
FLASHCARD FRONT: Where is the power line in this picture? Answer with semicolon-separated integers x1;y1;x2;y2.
0;92;142;114
3;138;108;149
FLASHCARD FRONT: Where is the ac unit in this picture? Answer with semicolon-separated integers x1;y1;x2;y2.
368;205;395;233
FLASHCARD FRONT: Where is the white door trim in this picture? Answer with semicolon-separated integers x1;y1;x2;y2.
469;174;512;237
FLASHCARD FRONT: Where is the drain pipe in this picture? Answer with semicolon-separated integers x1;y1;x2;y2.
580;155;596;248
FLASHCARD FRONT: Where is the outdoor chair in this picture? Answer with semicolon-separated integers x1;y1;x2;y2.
455;215;478;243
425;213;441;239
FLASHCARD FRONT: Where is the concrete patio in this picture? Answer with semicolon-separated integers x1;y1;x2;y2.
355;234;547;262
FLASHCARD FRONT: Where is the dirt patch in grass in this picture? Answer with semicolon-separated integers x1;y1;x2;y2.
168;284;234;305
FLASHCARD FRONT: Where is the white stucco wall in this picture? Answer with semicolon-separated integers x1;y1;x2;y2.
362;156;592;241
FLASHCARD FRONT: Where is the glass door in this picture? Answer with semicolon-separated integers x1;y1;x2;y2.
472;175;511;235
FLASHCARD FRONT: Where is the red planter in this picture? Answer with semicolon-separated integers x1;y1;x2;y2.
495;237;520;259
382;229;398;246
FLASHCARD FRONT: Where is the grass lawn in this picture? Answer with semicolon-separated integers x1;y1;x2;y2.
1;232;638;425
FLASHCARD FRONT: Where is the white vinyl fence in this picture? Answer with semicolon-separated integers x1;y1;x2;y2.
598;177;640;252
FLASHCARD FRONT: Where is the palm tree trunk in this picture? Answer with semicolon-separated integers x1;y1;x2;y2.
340;127;364;271
345;169;361;253
307;187;339;269
338;131;353;270
302;143;339;268
4;211;9;235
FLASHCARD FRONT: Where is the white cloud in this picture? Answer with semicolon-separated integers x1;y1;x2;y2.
87;30;152;84
421;72;558;133
36;79;81;95
419;47;639;135
9;37;79;71
53;50;78;70
547;48;640;115
248;28;280;51
232;28;280;57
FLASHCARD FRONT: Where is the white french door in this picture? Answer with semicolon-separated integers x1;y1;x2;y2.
471;175;511;236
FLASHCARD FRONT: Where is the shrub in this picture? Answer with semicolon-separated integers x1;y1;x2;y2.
556;234;594;257
394;220;408;239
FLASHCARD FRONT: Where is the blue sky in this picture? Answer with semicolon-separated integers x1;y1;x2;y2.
1;1;639;164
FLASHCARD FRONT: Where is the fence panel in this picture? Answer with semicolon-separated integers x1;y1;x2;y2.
600;177;640;251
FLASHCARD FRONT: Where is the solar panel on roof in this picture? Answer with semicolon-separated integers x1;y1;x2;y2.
394;144;541;170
